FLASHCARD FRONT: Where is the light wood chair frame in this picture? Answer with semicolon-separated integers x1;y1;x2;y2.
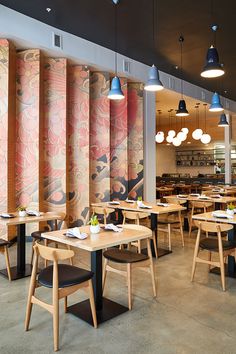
188;201;213;237
25;242;97;351
102;225;157;310
91;207;115;225
0;243;11;281
191;221;235;291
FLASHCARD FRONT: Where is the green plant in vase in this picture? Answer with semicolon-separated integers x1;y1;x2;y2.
137;196;143;207
227;203;235;216
17;206;27;217
89;214;100;234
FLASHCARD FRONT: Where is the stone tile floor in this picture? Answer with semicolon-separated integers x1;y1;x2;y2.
1;232;236;354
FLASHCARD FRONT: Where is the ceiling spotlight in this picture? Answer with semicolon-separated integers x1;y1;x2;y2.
46;8;51;12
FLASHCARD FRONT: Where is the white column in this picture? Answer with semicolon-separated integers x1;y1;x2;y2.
143;91;156;202
224;113;231;184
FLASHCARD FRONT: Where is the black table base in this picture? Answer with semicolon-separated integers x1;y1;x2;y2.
157;248;172;257
67;297;128;326
0;264;32;280
210;265;236;278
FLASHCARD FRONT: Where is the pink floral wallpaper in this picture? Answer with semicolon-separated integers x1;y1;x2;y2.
90;72;110;203
127;83;144;199
110;78;128;200
15;49;41;210
68;66;90;226
43;58;67;213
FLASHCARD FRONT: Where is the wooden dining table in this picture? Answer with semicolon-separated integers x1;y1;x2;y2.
91;200;186;257
0;212;63;280
192;211;236;278
164;195;236;208
42;224;152;325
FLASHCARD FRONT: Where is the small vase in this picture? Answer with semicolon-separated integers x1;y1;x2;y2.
90;224;100;234
19;210;26;217
137;200;142;207
226;209;234;216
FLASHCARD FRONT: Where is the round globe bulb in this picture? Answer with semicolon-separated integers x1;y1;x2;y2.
181;127;189;134
166;135;174;143
168;130;176;137
172;137;181;147
177;131;186;141
201;133;211;144
155;132;165;143
192;128;203;140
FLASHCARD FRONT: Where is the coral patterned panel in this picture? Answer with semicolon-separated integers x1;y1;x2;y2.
90;72;110;203
127;83;144;199
68;66;90;226
43;58;67;213
110;78;128;200
0;39;15;239
16;49;41;210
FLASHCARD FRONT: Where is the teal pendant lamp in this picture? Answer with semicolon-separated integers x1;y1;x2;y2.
218;113;229;127
108;0;124;100
176;36;189;117
209;92;223;112
201;25;225;78
144;0;163;92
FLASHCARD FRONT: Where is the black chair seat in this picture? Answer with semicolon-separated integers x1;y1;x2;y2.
38;264;93;288
31;227;50;240
0;239;10;247
103;248;149;264
199;238;236;252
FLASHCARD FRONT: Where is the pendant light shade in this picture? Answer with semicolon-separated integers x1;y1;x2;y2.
201;45;225;78
108;76;125;100
218;113;229;127
176;100;189;116
209;92;223;112
144;65;163;91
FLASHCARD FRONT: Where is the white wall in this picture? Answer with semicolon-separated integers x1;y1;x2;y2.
156;145;176;176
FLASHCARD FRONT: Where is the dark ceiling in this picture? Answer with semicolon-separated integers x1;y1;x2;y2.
1;0;236;100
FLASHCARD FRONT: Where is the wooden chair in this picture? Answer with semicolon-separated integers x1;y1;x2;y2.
191;221;236;291
25;242;97;351
188;201;213;237
31;212;73;266
122;210;158;258
91;207;115;225
0;239;11;281
158;197;185;250
102;225;156;310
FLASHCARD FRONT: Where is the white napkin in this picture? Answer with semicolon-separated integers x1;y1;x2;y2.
125;199;135;203
210;194;221;198
105;224;123;232
190;193;200;197
0;213;14;218
177;195;188;198
108;201;120;205
212;211;233;219
157;202;169;207
65;227;88;239
138;202;152;209
198;195;210;200
26;209;42;216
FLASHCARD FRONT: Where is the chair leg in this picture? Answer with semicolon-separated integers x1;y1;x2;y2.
147;240;157;297
191;229;201;282
178;212;184;247
66;245;73;265
44;239;48;268
64;296;67;313
138;240;141;254
167;223;171;251
219;250;226;291
127;263;132;310
25;256;38;331
88;279;97;328
102;258;108;292
30;239;35;266
53;292;59;351
4;246;11;281
188;208;194;237
208;251;212;271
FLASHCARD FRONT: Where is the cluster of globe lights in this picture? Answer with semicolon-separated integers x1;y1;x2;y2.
164;127;189;147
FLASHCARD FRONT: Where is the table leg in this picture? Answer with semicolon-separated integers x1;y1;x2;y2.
0;223;32;280
67;249;128;325
150;213;172;258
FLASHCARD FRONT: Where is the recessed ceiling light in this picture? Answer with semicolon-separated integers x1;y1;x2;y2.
187;141;191;144
46;8;51;12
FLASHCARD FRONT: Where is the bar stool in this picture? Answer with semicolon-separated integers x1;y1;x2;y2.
191;221;236;291
122;210;158;258
91;207;115;225
0;239;11;281
25;242;97;351
188;201;213;237
102;224;156;310
157;199;185;251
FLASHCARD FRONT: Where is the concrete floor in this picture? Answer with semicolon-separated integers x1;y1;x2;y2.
1;232;236;354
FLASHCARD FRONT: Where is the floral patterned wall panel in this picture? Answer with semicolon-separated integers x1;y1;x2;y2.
43;58;67;214
16;49;41;216
90;72;110;203
0;39;15;239
110;78;128;200
127;83;144;199
68;66;90;226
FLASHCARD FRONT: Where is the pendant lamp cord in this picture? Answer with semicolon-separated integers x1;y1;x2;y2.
204;103;207;132
115;2;118;76
179;36;184;98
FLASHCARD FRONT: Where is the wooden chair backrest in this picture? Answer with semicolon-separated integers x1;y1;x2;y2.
121;224;152;237
34;242;74;262
165;197;186;205
196;221;233;233
92;207;115;217
190;201;213;209
122;210;150;225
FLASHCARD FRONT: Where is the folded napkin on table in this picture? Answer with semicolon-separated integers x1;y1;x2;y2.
157;202;170;207
138;202;152;209
26;209;43;216
65;227;88;239
0;213;15;218
212;211;233;219
125;199;135;203
104;224;123;232
108;201;120;205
